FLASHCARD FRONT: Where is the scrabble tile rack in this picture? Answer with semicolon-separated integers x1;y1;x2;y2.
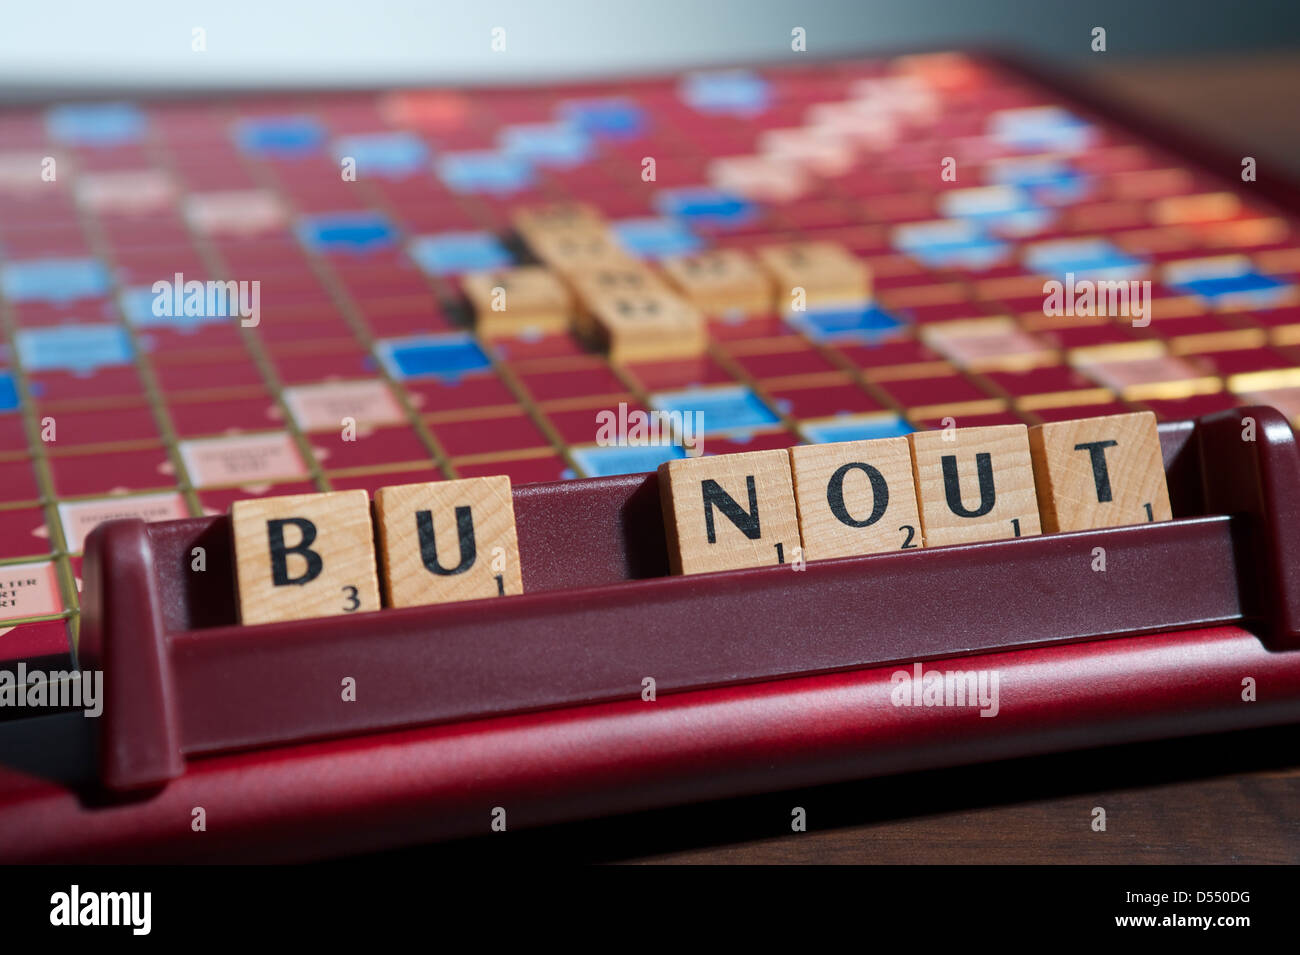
2;406;1298;860
12;407;1270;791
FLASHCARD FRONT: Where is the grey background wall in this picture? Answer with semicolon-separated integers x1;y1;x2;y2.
1;0;1298;90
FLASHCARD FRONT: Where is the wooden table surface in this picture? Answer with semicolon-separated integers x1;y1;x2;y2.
364;56;1300;866
366;721;1297;865
1082;54;1300;179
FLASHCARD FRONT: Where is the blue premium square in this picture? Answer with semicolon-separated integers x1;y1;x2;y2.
893;221;1009;270
786;304;906;343
800;414;913;444
679;70;770;116
119;286;232;328
1023;239;1145;280
987;157;1089;203
558;98;647;139
0;372;19;412
331;133;430;178
570;443;686;478
408;232;512;276
499;123;593;168
47;103;147;146
650;385;779;437
610;217;702;259
297;212;399;254
1168;268;1291;307
990;107;1094;153
16;325;134;374
655;188;756;228
939;185;1054;237
1;258;112;304
234;116;327;158
375;333;493;383
436;151;534;194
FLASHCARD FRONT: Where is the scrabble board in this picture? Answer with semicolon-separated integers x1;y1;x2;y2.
3;51;1300;681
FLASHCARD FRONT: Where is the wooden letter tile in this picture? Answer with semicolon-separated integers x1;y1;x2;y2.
789;437;922;559
908;424;1042;546
525;226;635;276
757;241;871;309
584;288;707;363
232;490;381;625
658;449;801;575
1028;411;1173;533
660;248;774;316
374;476;523;607
512;201;606;242
568;261;671;303
461;265;574;337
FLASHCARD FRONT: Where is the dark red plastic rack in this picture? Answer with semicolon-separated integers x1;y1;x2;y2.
68;406;1300;788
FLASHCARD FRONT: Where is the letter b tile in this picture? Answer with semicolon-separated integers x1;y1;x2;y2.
232;490;381;625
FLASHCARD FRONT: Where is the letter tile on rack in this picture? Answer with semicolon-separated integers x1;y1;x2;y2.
232;490;381;625
908;424;1042;546
1027;412;1173;532
789;437;923;558
659;449;801;575
374;476;523;607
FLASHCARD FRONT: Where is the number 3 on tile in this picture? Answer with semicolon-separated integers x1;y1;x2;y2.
342;585;360;612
